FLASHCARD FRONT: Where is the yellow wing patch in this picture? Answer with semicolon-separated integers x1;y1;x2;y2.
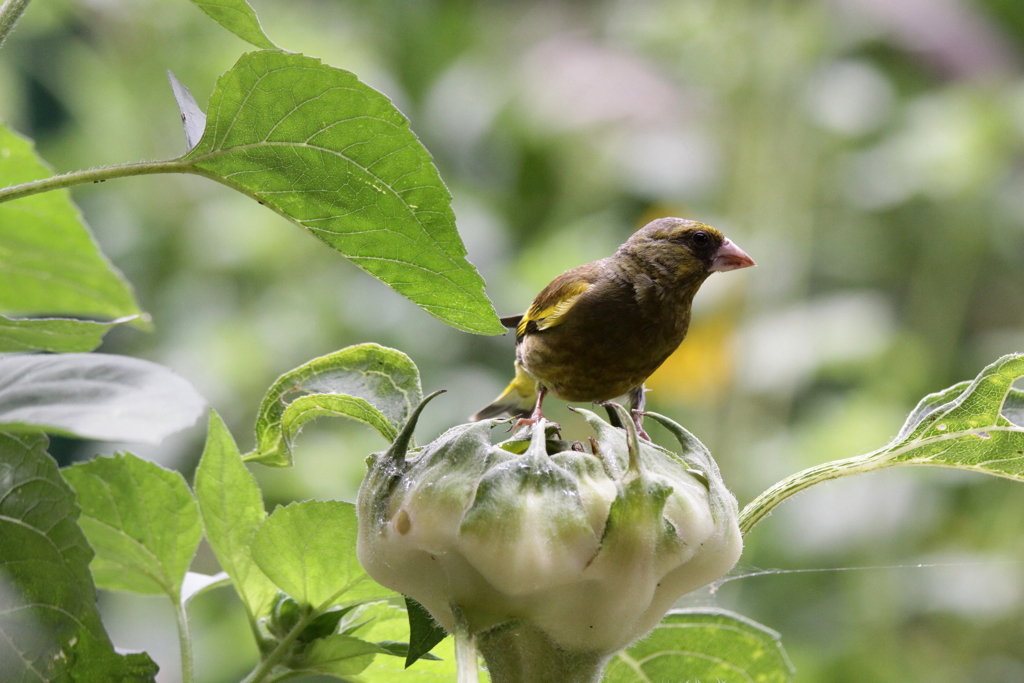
518;282;591;337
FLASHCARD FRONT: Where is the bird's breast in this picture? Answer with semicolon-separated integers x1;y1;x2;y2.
517;283;691;403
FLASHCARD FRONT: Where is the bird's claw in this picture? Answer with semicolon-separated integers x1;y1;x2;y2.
597;401;651;441
631;409;651;441
512;414;560;438
512;414;540;432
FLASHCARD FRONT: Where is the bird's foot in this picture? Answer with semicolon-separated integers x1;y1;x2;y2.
597;401;651;440
511;412;560;437
632;409;651;441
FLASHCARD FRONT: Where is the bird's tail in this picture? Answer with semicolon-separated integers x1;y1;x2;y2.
470;363;537;421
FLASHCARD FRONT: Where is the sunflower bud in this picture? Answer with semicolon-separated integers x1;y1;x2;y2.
356;398;741;676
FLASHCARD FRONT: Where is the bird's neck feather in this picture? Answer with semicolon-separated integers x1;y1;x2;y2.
618;247;709;302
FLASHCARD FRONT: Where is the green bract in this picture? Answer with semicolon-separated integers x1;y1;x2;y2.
356;401;742;660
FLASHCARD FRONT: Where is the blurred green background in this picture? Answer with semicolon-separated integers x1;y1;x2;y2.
5;0;1024;680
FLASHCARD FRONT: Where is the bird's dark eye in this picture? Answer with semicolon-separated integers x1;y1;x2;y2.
691;231;710;248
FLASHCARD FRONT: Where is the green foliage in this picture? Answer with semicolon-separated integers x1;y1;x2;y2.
404;597;448;668
0;353;205;443
188;0;277;49
351;601;480;683
293;635;382;677
63;453;202;598
0;123;143;328
2;0;1024;680
741;354;1024;533
251;500;394;610
194;411;279;621
0;314;139;353
884;354;1024;473
248;343;422;466
0;433;158;682
185;50;503;335
44;403;424;683
604;609;794;683
198;414;403;679
261;599;419;679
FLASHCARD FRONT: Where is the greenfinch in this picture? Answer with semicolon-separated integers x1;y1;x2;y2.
471;217;755;436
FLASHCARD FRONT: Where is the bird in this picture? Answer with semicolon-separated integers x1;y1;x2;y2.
470;217;755;437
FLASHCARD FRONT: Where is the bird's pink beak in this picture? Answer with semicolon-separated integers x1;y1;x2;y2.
710;238;755;272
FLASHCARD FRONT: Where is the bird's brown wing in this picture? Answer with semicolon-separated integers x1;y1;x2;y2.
516;267;599;341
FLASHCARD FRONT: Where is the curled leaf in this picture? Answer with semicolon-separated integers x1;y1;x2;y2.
247;344;421;466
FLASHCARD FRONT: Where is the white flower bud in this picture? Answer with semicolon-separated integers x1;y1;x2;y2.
357;399;742;657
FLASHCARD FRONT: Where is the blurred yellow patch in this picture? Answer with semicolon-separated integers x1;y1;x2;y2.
647;314;736;404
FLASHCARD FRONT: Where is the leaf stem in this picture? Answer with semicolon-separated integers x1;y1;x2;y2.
0;159;191;204
475;619;608;683
240;609;319;683
739;453;881;535
0;0;31;48
174;598;195;683
738;416;1024;536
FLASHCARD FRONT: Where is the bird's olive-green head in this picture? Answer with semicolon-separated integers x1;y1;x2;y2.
620;217;754;286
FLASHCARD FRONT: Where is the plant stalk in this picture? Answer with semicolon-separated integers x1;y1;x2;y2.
0;159;191;204
174;598;195;683
739;405;1024;535
239;608;319;683
738;453;882;535
453;606;479;683
476;621;608;683
0;0;31;48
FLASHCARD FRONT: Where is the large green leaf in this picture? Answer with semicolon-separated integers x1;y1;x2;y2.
184;51;502;336
247;344;422;466
194;411;278;620
741;354;1024;533
0;124;144;322
63;453;202;598
0;432;158;682
0;353;206;444
603;609;794;683
884;354;1024;471
0;314;138;352
251;501;394;611
188;0;277;49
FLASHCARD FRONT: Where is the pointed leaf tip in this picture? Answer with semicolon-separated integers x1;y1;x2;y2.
183;51;502;334
604;402;641;474
404;596;448;668
167;71;207;152
386;389;446;466
188;0;278;49
0;314;139;353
